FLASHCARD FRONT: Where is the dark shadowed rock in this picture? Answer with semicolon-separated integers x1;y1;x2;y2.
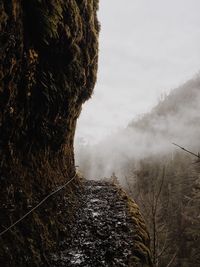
0;1;152;266
51;180;152;267
0;1;99;266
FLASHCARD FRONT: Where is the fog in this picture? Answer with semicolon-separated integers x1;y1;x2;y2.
75;0;200;145
75;0;200;180
76;75;200;180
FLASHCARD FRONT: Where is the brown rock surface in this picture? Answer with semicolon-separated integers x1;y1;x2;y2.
0;1;99;266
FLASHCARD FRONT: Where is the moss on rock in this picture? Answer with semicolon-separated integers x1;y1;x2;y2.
0;1;99;266
114;182;153;266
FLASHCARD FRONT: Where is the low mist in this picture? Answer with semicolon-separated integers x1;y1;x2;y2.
75;74;200;180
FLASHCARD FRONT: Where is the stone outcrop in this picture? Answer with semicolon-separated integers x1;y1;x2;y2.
0;1;99;266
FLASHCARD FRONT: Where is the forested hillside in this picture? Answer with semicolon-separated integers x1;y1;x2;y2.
128;75;200;148
77;75;200;266
77;75;200;179
124;153;200;267
125;76;200;266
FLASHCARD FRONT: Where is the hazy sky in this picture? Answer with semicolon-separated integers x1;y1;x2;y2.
75;0;200;145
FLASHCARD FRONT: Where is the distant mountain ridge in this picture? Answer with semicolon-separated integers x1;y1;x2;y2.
128;75;200;134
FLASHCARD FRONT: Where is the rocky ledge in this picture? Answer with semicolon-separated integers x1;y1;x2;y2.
51;180;152;267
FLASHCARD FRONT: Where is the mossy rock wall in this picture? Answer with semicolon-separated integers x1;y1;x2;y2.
0;1;152;266
0;1;99;266
0;0;99;156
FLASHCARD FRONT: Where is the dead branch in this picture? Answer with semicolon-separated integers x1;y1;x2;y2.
172;143;200;159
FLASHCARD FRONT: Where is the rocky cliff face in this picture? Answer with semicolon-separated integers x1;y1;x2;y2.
0;0;99;170
0;1;152;267
0;1;99;266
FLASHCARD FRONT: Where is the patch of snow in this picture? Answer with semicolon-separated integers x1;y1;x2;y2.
69;250;85;264
92;211;101;217
91;185;103;190
89;198;101;203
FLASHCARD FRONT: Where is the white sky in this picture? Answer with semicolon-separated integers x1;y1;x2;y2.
75;0;200;145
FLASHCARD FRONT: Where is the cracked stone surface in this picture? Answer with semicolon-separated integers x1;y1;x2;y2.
51;180;151;267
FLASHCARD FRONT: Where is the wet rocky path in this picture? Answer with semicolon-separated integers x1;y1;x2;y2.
51;180;151;267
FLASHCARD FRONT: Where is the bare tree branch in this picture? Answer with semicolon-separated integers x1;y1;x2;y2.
172;143;200;159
